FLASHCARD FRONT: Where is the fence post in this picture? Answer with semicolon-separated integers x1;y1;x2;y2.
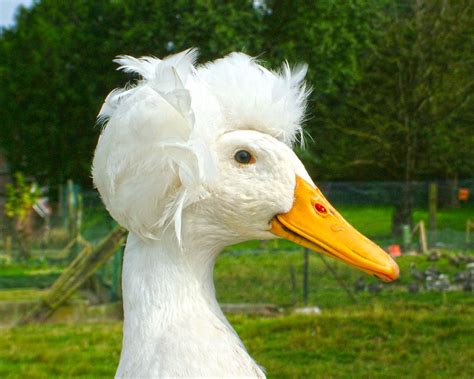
303;248;309;305
66;179;76;237
419;220;428;253
402;224;411;250
428;182;437;244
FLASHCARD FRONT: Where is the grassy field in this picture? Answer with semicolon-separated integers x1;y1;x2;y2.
1;300;473;378
1;252;472;306
0;263;62;290
214;250;474;307
0;203;472;378
1;252;473;378
339;204;473;236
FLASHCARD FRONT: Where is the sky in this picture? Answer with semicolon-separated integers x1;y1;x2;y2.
0;0;33;28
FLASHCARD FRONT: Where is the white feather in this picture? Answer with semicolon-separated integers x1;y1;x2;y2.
93;49;309;241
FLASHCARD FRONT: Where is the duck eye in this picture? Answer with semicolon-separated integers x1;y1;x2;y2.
234;150;254;164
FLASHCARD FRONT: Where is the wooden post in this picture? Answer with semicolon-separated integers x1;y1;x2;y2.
428;182;437;244
419;220;428;253
66;179;75;236
303;249;309;305
19;226;127;324
402;224;411;250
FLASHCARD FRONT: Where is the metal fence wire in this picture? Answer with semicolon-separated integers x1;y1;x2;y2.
0;180;473;306
1;179;473;254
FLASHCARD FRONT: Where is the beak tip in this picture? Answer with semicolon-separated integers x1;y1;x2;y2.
391;262;400;281
381;258;400;282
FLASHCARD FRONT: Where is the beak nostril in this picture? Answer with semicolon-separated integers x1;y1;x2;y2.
314;203;327;214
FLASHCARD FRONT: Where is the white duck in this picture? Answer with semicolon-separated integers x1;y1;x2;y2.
92;49;399;378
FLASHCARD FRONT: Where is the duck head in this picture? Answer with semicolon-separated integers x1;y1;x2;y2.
93;49;399;282
197;129;398;282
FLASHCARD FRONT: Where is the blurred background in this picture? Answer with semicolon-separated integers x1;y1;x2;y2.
0;0;473;378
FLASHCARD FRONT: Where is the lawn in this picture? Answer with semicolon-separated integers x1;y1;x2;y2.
214;251;473;307
321;204;472;237
1;252;472;306
0;204;472;378
1;252;473;378
0;300;473;378
0;262;62;290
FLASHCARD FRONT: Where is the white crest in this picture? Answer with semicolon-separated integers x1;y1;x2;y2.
92;49;309;241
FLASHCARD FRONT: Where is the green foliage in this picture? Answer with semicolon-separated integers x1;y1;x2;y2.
0;0;471;189
0;0;264;187
263;0;388;95
315;0;474;182
5;173;39;222
4;172;40;259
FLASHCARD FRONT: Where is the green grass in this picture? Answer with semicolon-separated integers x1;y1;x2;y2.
214;251;473;307
234;304;474;378
1;301;473;378
1;251;472;306
0;202;472;377
337;204;473;238
337;206;394;237
0;263;62;290
414;205;474;232
1;247;473;377
1;251;472;377
0;288;46;302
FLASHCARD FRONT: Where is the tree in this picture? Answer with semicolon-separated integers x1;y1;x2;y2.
261;0;391;177
1;0;471;211
0;0;264;188
323;0;474;233
0;0;125;187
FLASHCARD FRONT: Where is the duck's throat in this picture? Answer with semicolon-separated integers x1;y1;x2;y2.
116;232;264;378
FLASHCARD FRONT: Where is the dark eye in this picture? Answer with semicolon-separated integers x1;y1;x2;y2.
234;150;254;164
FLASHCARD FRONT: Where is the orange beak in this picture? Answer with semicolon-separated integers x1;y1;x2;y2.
271;176;399;282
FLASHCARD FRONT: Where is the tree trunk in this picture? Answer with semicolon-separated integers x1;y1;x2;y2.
392;180;413;237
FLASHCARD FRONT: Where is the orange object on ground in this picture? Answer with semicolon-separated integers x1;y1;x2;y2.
387;244;401;257
458;188;469;201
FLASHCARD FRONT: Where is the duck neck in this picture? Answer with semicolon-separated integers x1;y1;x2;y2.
117;231;263;377
121;231;224;333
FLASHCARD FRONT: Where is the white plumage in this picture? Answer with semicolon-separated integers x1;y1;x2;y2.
93;49;308;242
93;49;312;378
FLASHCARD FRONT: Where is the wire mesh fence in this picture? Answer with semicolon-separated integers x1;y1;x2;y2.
2;179;473;249
0;179;473;308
